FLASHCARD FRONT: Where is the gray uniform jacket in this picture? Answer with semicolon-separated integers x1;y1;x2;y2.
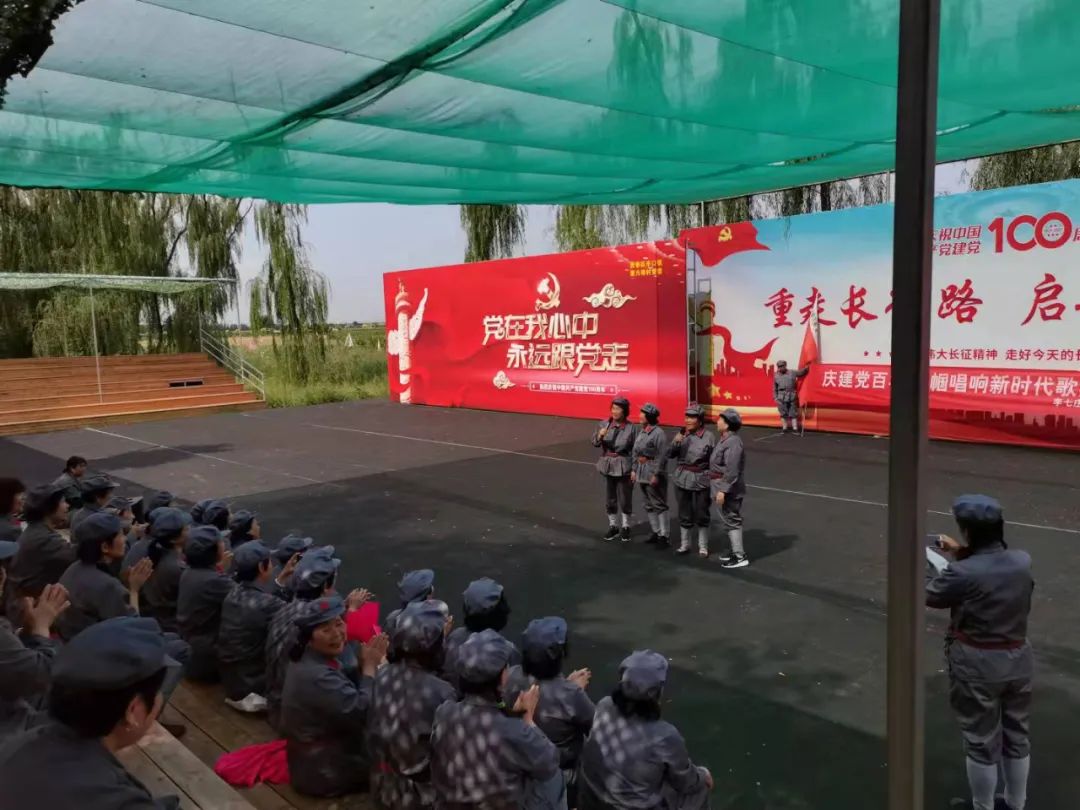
177;567;234;680
925;544;1034;683
219;581;288;700
266;598;315;727
431;694;560;808
50;472;82;506
593;421;638;478
580;696;709;810
0;620;58;737
0;721;179;809
631;427;669;483
280;648;374;797
369;661;457;810
668;430;715;491
56;561;135;641
7;521;75;606
773;368;808;403
505;667;595;770
708;433;746;498
141;548;183;633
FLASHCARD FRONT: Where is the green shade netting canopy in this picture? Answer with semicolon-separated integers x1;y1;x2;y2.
1;0;1079;204
0;272;228;293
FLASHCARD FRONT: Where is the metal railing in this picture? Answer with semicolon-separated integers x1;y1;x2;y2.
198;325;266;402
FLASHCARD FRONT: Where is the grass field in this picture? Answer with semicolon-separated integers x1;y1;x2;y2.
237;326;388;407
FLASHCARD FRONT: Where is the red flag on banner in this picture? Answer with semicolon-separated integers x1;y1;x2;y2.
797;320;819;402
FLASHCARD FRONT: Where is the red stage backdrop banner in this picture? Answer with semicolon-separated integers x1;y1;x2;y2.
383;241;687;422
685;179;1080;450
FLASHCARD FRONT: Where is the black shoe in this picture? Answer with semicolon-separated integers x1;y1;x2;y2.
644;532;660;545
656;536;670;549
620;526;632;543
720;553;750;569
603;526;620;541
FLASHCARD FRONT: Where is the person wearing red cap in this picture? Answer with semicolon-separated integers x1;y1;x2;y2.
592;397;638;542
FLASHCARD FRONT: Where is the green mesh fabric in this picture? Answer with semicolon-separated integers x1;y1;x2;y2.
0;0;1078;203
0;272;225;293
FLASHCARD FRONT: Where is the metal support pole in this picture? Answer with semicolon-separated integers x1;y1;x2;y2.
89;286;103;404
887;0;940;807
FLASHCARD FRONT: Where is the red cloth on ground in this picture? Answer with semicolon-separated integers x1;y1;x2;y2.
213;739;289;787
346;600;382;642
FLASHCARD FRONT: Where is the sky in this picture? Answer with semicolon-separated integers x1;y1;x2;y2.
235;162;970;325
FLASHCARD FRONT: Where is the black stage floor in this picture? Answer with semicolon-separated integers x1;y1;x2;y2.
3;401;1078;809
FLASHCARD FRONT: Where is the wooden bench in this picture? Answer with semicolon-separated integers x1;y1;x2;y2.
117;720;256;810
161;681;374;810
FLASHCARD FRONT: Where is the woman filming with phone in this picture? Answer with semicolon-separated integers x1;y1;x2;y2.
926;494;1034;810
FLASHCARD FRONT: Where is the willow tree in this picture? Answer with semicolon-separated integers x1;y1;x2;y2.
969;144;1080;191
459;204;526;261
248;203;329;382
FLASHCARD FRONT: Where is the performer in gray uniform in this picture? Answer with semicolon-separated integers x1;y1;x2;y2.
632;403;670;548
431;629;560;810
505;616;595;809
5;484;72;621
773;360;810;434
592;396;637;542
176;526;234;682
50;455;87;508
57;512;153;642
370;600;457;810
669;405;715;557
710;408;749;569
219;541;296;712
279;596;389;797
70;474;118;531
579;650;712;810
927;495;1034;810
0;616;180;810
0;542;67;738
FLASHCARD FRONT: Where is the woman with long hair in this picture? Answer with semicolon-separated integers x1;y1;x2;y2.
579;650;713;810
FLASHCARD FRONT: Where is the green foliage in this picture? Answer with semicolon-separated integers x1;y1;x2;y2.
239;329;387;407
0;0;86;102
969;144;1080;191
0;188;247;358
460;204;526;261
248;203;329;383
553;205;606;251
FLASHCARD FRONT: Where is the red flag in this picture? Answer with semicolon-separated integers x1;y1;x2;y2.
798;321;819;369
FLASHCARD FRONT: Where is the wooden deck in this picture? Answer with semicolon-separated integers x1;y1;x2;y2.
154;681;375;810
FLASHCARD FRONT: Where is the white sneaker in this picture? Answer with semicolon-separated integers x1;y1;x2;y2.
225;693;268;713
698;548;709;558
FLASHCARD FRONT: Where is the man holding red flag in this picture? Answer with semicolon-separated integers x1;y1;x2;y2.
773;323;818;435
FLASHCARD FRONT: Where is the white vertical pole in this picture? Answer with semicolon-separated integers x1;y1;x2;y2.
89;286;103;403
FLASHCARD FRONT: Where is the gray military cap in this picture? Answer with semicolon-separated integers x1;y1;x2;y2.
522;616;568;661
619;650;669;701
275;533;314;562
462;577;504;616
52;617;167;689
189;498;215;523
293;546;341;590
150;507;192;539
952;494;1003;524
74;512;124;549
294;595;346;630
398;569;435;605
146;490;174;512
457;629;515;683
80;475;117;496
184;525;222;558
201;500;230;527
392;600;448;654
233;540;272;575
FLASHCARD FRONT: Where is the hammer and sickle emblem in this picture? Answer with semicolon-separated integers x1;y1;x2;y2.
717;226;733;242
